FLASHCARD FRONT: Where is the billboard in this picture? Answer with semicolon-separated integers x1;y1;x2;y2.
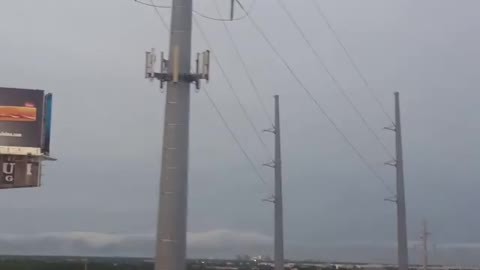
42;93;53;155
0;88;45;149
0;155;41;189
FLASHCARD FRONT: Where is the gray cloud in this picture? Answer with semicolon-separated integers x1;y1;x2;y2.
0;0;480;266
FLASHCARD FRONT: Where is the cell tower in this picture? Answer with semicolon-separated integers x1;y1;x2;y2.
144;1;210;269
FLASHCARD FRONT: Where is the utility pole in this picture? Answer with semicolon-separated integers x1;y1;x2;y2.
144;1;210;270
386;92;409;270
420;220;430;270
264;95;284;270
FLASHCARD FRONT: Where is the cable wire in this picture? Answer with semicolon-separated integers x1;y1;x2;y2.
212;0;273;125
138;0;393;193
203;86;268;186
198;0;257;22
135;0;256;22
311;0;394;123
243;5;395;195
276;0;394;159
193;15;273;160
149;0;169;30
135;0;171;8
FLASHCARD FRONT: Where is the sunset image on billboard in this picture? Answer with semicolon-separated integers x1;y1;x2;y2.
0;104;37;122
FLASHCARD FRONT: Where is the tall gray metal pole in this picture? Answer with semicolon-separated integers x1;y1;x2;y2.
155;1;193;270
274;95;284;270
394;92;409;270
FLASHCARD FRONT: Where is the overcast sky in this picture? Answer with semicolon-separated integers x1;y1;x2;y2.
0;0;480;265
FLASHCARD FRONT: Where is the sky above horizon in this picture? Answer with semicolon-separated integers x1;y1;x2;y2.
0;0;480;265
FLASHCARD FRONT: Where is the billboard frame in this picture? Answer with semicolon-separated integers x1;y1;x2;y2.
0;87;55;190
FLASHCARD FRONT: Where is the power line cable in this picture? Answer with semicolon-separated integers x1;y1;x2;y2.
310;0;394;123
134;0;256;22
149;0;169;30
276;0;394;159
195;0;257;22
193;9;249;22
193;15;273;159
135;0;171;8
139;0;392;193
198;0;257;22
203;86;268;186
134;0;169;30
242;5;394;195
212;0;273;125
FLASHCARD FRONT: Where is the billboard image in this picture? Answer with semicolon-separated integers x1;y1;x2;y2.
0;88;44;148
0;105;37;122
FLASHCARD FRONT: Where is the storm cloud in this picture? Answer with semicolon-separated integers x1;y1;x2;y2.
0;0;479;266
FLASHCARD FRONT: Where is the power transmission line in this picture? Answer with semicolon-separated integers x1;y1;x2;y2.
135;0;171;9
149;0;169;30
242;4;394;195
310;0;394;123
275;0;394;159
212;0;273;125
134;0;169;30
203;86;268;186
193;15;273;159
142;0;393;193
193;4;252;22
134;0;256;22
